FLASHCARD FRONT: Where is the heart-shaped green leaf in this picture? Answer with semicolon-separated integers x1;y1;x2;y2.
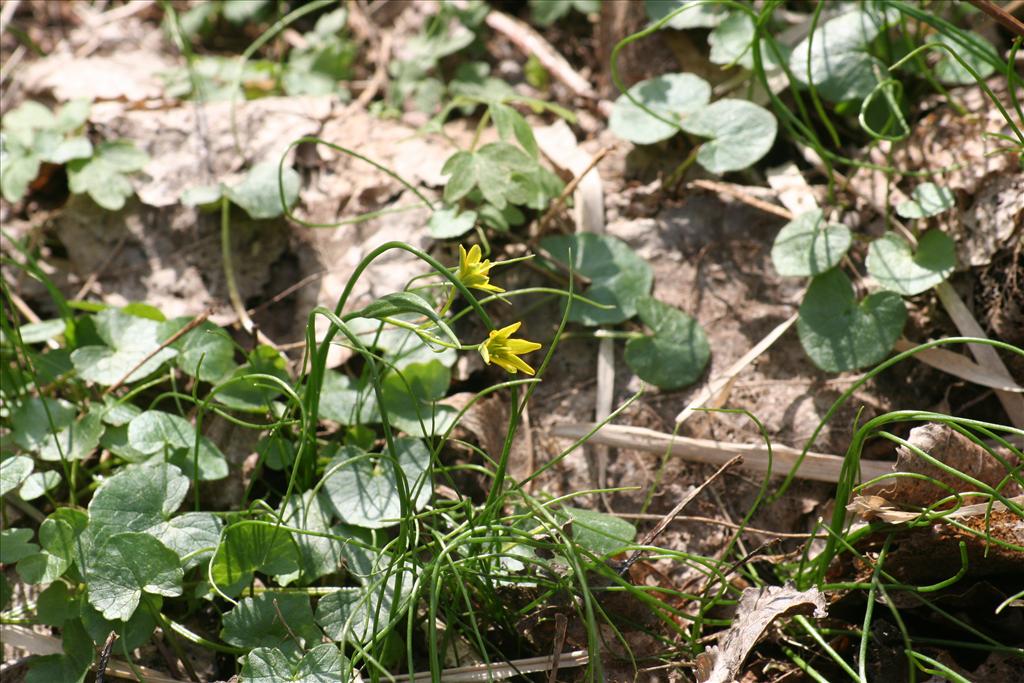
540;232;654;326
1;455;34;496
242;644;347;683
895;183;955;219
221;592;321;658
789;10;888;102
679;99;777;174
150;512;223;571
866;230;955;296
609;73;711;145
225;161;301;219
19;470;62;501
319;371;380;425
87;462;190;539
624;297;710;390
81;595;160;651
315;568;413;644
71;309;178;386
164;319;237;382
933;32;997;85
86;532;182;621
127;410;228;481
428;207;477;239
210;521;300;595
798;269;906;372
771;209;852;277
322;439;432;529
645;0;725;29
0;528;39;564
379;361;457;437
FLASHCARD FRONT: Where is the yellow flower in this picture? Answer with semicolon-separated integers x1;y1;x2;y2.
456;244;504;294
479;322;542;375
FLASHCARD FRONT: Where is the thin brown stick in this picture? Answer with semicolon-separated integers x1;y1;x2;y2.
539;146;613;230
689;179;794;220
546;613;569;683
485;10;598;100
613;513;814;539
102;308;212;396
74;234;128;300
618;455;744;574
95;631;117;683
966;0;1024;36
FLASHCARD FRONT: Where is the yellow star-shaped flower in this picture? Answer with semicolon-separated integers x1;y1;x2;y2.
478;322;542;375
456;244;504;294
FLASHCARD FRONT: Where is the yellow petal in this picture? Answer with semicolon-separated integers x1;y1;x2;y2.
493;322;522;339
502;354;536;375
505;338;542;354
490;356;521;374
458;244;469;267
479;343;491;365
473;282;505;293
466;244;482;266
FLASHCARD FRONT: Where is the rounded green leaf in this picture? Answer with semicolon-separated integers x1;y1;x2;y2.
17;517;76;584
319;371;380;425
87;532;183;622
150;512;223;571
127;410;228;481
563;507;637;556
242;644;346;683
71;309;178;386
0;528;39;564
680;99;777;174
428;207;477;239
380;361;457;437
169;320;238;382
18;319;67;344
315;568;413;644
771;209;852;277
81;595;160;650
789;10;887;102
226;161;301;220
866;230;955;296
609;73;711;145
20;470;62;501
222;592;320;657
645;0;725;29
88;462;190;538
540;232;654;326
210;521;300;595
895;183;955;219
624;297;710;390
0;455;34;496
798;269;906;372
322;439;432;529
934;32;997;85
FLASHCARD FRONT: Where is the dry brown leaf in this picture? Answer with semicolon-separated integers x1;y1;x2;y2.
694;584;827;683
875;423;1022;508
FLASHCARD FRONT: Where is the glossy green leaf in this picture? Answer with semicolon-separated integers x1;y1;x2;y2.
127;410;228;481
315;568;413;644
221;592;320;658
225;161;301;219
645;0;725;29
0;455;34;496
322;439;432;529
789;10;888;102
771;209;852;277
356;292;459;347
71;309;178;386
18;318;66;344
0;528;38;563
895;183;955;219
934;32;997;85
150;512;223;571
866;230;956;296
86;532;182;621
680;99;777;174
563;507;637;556
277;492;348;585
624;297;710;389
798;269;906;372
380;361;457;437
80;595;159;651
25;618;93;683
540;232;654;326
37;582;79;625
242;644;347;683
428;207;477;239
168;320;238;382
319;371;380;425
20;470;62;501
210;522;300;595
66;141;149;210
87;462;190;538
17;516;79;584
609;73;710;145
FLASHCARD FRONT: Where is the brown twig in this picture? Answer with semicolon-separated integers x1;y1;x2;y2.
484;10;598;100
617;455;744;575
546;613;569;683
74;234;128;300
102;308;212;396
966;0;1024;37
538;145;613;230
95;631;118;683
689;178;794;221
